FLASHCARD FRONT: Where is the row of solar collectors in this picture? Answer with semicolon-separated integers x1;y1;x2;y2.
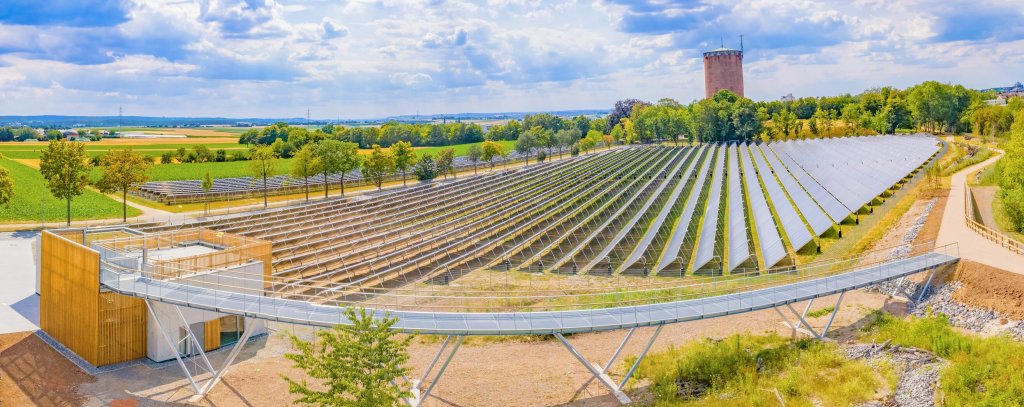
134;151;532;200
137;135;938;295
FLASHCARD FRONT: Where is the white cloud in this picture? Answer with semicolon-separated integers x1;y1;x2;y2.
0;0;1021;118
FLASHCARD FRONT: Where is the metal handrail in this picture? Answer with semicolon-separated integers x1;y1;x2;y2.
98;240;957;313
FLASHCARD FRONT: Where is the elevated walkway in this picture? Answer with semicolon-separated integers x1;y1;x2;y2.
97;243;957;405
100;248;958;335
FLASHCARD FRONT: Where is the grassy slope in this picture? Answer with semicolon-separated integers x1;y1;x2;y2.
632;333;888;406
863;313;1024;406
0;158;139;223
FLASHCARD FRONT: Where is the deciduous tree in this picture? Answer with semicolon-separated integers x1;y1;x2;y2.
39;139;90;226
466;144;482;174
363;144;395;190
291;144;320;201
283;308;412;407
480;140;505;171
96;148;152;222
247;145;278;209
0;161;13;209
436;147;455;179
391;140;417;186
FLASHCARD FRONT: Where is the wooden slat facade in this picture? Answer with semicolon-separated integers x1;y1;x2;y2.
40;231;146;367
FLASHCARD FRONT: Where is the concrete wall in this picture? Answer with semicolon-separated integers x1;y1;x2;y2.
146;261;266;363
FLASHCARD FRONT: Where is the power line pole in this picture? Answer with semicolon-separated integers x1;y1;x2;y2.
118;106;123;128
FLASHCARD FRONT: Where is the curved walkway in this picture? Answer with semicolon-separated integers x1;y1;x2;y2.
936;151;1024;274
100;250;957;335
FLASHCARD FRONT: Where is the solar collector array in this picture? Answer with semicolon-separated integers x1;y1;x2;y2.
749;143;814;250
739;143;787;269
727;145;751;271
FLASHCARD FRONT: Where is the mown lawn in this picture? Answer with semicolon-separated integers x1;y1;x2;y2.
0;158;139;223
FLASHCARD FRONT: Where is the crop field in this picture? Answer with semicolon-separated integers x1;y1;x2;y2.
0;141;246;159
0;158;138;223
87;127;248;138
132;135;939;305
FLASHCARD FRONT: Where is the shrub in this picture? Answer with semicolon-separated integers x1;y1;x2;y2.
160;152;174;164
215;149;227;162
634;334;881;405
414;154;437;181
863;313;1024;406
1000;187;1024;232
536;150;547;163
231;150;248;161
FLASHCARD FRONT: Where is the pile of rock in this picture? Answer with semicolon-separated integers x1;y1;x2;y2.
846;340;944;407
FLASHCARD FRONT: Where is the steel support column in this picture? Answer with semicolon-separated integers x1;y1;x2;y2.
408;335;463;407
555;325;664;405
145;300;257;400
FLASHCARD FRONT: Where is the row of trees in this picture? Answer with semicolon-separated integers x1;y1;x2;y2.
0;127;112;142
240;121;489;151
998;110;1024;231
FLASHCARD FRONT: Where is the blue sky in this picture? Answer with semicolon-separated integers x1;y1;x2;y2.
0;0;1022;119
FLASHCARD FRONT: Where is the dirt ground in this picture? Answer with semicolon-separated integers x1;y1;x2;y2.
0;331;94;406
971;186;999;228
913;190;949;254
951;260;1024;319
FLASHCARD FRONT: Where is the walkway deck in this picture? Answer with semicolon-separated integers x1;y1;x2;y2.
100;250;958;335
937;151;1023;274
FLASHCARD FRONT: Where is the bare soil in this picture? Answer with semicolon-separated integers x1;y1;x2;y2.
951;260;1024;319
971;186;999;228
0;332;93;406
913;190;949;254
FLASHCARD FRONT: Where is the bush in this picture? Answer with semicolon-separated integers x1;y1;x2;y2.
231;150;248;161
863;313;1024;406
414;154;437;181
182;151;199;163
160;152;174;164
634;334;882;405
1000;187;1024;232
536;150;547;163
215;149;227;162
193;145;213;163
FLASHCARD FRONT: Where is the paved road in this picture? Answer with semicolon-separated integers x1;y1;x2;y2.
936;151;1023;274
0;231;40;333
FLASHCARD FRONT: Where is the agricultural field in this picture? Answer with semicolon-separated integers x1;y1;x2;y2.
0;158;138;223
0;141;245;159
87;126;248;138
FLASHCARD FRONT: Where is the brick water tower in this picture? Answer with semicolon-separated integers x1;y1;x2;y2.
703;44;744;99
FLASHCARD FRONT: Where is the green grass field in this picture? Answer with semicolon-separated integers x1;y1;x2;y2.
0;158;139;223
82;140;518;182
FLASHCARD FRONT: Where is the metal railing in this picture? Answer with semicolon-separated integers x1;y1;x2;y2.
98;240;958;315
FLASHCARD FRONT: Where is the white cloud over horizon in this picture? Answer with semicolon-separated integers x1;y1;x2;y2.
0;0;1022;119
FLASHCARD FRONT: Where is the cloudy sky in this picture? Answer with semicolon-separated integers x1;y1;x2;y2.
0;0;1022;119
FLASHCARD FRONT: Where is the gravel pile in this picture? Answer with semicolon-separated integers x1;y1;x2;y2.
910;282;1000;331
846;341;944;407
